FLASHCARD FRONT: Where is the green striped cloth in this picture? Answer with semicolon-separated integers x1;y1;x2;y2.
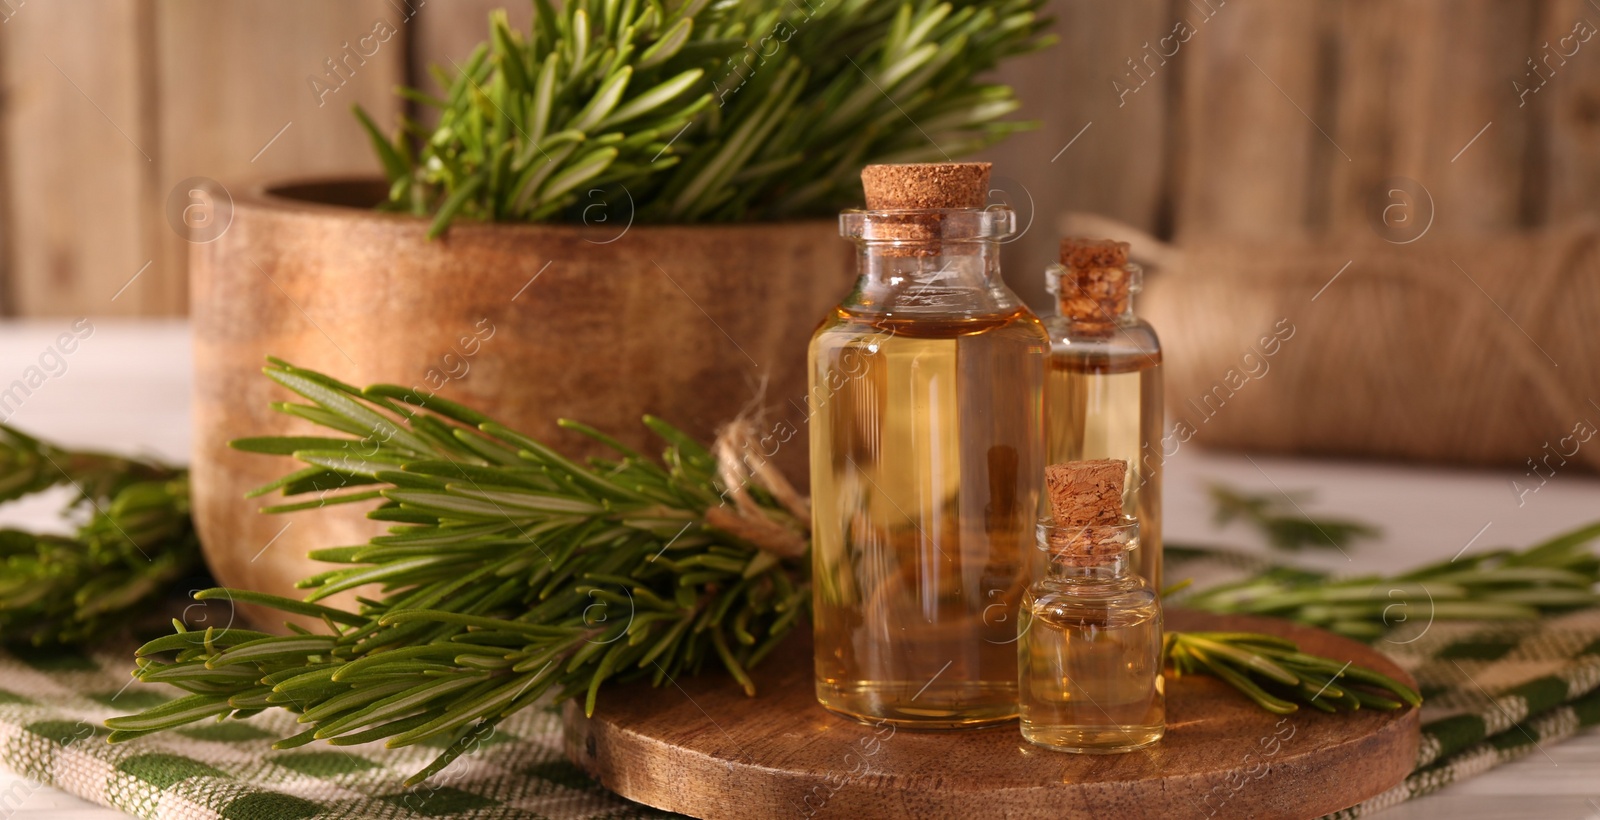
2;567;1599;819
1323;606;1600;817
0;630;661;819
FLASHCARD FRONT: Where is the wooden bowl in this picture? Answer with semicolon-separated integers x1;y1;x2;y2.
190;179;852;627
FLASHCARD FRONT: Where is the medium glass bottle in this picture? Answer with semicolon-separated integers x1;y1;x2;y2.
1018;518;1165;752
1043;239;1164;593
809;162;1048;728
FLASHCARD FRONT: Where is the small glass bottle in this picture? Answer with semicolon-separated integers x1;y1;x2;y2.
809;162;1048;728
1018;518;1165;752
1043;239;1164;593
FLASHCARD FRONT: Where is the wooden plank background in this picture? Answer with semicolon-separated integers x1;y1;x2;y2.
0;0;408;316
0;0;1593;316
985;0;1595;307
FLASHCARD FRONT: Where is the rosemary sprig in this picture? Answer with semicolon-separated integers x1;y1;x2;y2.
1170;487;1599;715
110;359;808;784
359;0;720;236
362;0;1053;233
0;425;197;646
1180;521;1600;641
1165;632;1422;715
1208;483;1379;552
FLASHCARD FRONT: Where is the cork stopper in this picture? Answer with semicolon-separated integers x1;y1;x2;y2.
1057;237;1133;326
1059;238;1128;271
856;163;990;258
861;163;990;210
1043;459;1128;558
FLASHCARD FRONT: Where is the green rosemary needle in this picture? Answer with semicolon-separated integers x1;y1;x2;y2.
1165;631;1422;715
0;424;196;646
110;359;809;784
1180;521;1600;640
360;0;1054;233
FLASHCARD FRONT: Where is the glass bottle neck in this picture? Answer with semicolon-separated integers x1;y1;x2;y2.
1046;263;1139;330
847;242;1019;315
1045;549;1133;581
839;207;1022;316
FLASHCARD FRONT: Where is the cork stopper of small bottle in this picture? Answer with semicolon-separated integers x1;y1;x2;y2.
857;162;990;257
1057;237;1133;325
1043;459;1128;561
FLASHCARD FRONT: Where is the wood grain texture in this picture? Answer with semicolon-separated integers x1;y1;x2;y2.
563;610;1420;820
1532;0;1600;223
0;1;403;317
1388;0;1537;234
982;0;1172;308
1172;0;1325;242
1323;0;1419;236
190;180;854;627
1;0;155;317
151;0;408;313
6;3;1600;316
1320;0;1543;235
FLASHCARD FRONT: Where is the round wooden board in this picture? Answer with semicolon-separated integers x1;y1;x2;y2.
562;611;1420;820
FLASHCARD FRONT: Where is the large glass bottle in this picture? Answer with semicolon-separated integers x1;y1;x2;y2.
1043;240;1163;593
809;163;1048;728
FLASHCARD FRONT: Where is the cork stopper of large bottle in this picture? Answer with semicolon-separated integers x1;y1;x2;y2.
1057;237;1133;326
1043;459;1128;560
861;162;990;210
857;162;990;257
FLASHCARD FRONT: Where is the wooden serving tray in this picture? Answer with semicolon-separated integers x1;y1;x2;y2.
562;611;1419;819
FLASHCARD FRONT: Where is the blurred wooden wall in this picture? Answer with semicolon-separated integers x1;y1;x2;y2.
0;0;409;316
985;0;1600;306
3;0;1597;316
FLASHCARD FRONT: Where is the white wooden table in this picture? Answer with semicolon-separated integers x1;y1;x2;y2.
0;320;1595;819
